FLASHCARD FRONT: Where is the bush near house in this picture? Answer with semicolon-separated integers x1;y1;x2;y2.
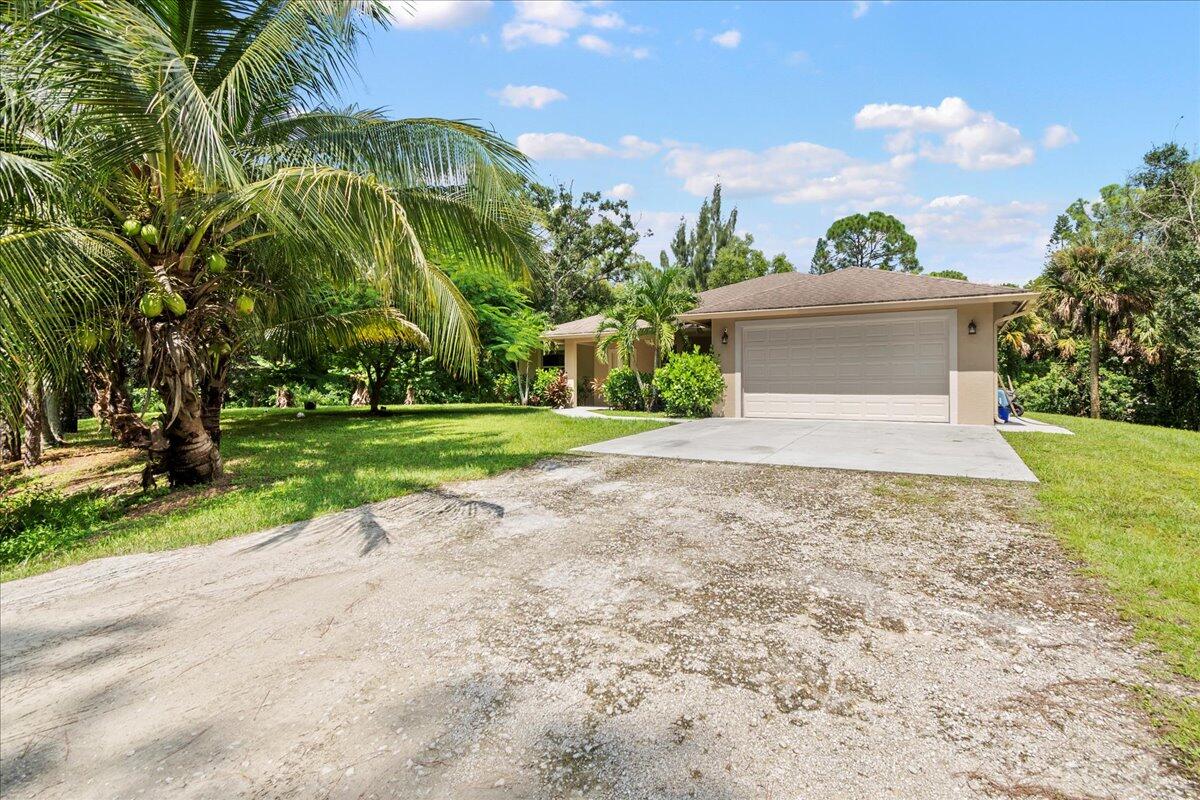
1021;361;1141;421
602;367;654;411
653;349;725;418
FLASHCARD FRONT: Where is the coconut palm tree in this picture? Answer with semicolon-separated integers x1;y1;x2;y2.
597;264;696;410
0;0;538;485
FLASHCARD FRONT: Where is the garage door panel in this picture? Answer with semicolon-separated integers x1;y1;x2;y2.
741;313;951;423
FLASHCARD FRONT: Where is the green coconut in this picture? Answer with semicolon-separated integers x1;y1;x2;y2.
235;294;255;316
122;219;142;237
164;292;187;316
183;223;196;236
140;223;159;245
139;292;163;318
206;252;227;274
78;329;99;352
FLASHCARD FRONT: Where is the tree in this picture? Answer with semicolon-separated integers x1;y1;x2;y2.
449;265;547;405
1038;237;1145;419
0;1;537;485
660;183;738;291
597;265;696;410
928;269;969;281
1128;144;1200;429
529;184;640;323
708;235;771;289
809;238;834;274
812;212;921;273
770;253;795;274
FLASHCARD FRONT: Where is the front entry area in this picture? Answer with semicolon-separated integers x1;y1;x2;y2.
739;311;954;423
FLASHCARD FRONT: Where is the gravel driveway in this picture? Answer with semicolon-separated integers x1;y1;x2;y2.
1;455;1193;799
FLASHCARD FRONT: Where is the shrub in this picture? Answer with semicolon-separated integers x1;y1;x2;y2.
1021;362;1142;421
542;371;571;408
602;366;652;410
653;348;725;418
0;483;110;566
525;368;570;407
493;372;518;403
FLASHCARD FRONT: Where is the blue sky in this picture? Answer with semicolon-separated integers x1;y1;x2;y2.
350;1;1199;284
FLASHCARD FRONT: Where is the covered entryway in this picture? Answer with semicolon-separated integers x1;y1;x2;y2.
738;311;954;423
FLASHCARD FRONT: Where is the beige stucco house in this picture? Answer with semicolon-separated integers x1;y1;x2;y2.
543;268;1035;425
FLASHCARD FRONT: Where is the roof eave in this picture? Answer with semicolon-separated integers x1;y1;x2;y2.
678;291;1038;321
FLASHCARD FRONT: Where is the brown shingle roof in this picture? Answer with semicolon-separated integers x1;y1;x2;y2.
543;268;1032;338
685;267;1029;316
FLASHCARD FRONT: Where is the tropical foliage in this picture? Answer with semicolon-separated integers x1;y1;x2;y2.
597;264;697;411
1009;144;1199;429
0;0;538;483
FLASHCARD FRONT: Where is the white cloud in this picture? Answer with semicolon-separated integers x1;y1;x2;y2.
1042;124;1080;149
855;97;978;132
517;132;660;160
608;183;636;200
618;135;660;158
906;196;1051;250
502;0;638;49
513;0;585;28
663;140;909;205
492;84;567;109
386;0;492;29
516;132;612;159
502;21;568;47
629;46;651;60
577;33;613;54
855;97;1035;170
589;11;624;29
711;29;742;48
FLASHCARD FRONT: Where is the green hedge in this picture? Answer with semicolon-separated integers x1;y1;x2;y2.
653;349;724;418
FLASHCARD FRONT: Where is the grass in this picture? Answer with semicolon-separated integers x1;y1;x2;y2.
1;404;663;582
1003;413;1200;774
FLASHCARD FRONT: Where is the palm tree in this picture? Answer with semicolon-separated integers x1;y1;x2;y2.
1;1;537;485
1038;244;1144;418
597;264;696;410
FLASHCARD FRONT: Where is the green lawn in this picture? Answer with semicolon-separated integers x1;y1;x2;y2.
1;405;663;582
1003;413;1200;773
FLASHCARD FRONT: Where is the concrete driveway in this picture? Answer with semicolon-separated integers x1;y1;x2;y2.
576;418;1038;482
1;455;1190;799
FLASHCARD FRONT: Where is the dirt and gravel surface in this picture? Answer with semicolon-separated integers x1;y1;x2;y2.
1;454;1194;799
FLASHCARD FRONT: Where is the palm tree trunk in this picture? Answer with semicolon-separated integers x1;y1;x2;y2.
42;378;64;447
1089;318;1101;419
147;347;222;487
84;357;151;449
22;376;43;468
200;357;230;448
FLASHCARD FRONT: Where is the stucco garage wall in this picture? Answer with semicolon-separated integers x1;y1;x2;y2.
708;303;999;424
955;302;997;425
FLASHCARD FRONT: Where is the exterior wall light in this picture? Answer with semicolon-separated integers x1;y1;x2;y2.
721;327;729;345
968;320;977;335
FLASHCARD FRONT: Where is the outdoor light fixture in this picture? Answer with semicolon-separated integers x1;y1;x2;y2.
721;327;729;345
968;320;977;335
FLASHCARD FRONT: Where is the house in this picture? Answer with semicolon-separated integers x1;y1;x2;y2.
542;268;1036;425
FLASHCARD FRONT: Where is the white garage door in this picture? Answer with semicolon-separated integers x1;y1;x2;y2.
740;312;953;422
